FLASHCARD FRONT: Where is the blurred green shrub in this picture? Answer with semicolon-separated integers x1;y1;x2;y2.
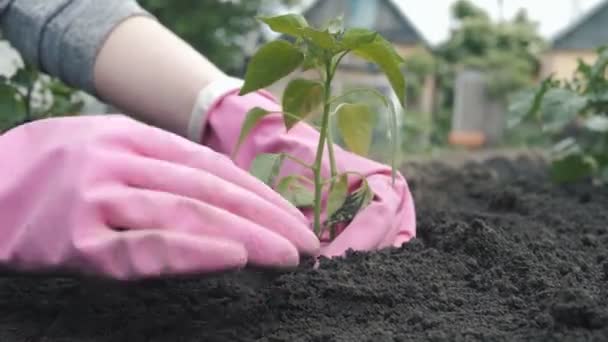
435;0;546;107
0;61;83;133
509;45;608;184
403;48;436;106
138;0;301;74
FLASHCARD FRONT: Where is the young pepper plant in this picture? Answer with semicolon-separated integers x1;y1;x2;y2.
232;14;406;239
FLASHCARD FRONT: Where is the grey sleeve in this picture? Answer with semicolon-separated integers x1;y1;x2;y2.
0;0;154;96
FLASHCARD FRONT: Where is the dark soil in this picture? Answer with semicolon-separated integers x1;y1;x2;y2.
1;154;607;341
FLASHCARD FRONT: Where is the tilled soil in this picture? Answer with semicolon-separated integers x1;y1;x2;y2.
1;155;607;341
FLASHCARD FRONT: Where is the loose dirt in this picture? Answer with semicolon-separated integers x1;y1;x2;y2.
1;154;607;341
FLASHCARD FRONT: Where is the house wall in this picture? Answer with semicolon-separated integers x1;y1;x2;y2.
540;49;597;80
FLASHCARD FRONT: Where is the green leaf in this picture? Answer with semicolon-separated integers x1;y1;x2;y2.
352;36;406;107
48;79;77;97
328;88;397;182
540;88;587;132
323;180;372;231
359;180;374;206
576;58;593;80
507;77;556;127
326;174;348;219
250;153;285;186
48;97;83;117
239;40;304;95
330;88;390;107
550;153;596;183
584;115;608;132
277;176;315;207
0;83;24;123
299;27;336;50
507;90;536;128
282;79;324;129
232;107;275;157
589;47;608;86
43;79;83;116
340;28;378;50
301;42;325;71
258;14;308;36
334;103;376;156
11;67;36;88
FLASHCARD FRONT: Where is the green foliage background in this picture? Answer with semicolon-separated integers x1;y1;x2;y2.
436;0;546;106
0;63;84;133
510;45;608;184
0;0;548;156
392;0;547;154
138;0;301;74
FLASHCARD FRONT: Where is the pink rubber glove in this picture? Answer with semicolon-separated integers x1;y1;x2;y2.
197;78;416;258
0;115;319;280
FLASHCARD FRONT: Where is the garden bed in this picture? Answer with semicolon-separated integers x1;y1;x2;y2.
0;153;607;341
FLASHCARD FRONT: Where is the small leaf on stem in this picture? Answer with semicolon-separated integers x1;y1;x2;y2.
352;36;406;107
299;27;336;50
240;40;304;95
323;180;373;235
277;176;315;207
282;78;324;129
301;42;325;71
232;107;275;157
250;153;286;186
334;103;376;156
258;14;309;36
326;174;348;219
340;28;378;50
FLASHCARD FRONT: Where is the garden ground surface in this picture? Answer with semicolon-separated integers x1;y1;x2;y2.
1;150;607;341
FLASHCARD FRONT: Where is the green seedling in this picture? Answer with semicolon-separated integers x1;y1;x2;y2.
232;13;406;238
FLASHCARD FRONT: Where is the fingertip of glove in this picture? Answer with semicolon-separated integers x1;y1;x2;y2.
299;225;321;257
254;243;301;268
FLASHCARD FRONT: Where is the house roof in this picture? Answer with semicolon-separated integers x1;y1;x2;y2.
552;0;608;50
298;0;430;48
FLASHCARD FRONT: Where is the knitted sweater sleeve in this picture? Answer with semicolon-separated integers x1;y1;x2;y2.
0;0;154;95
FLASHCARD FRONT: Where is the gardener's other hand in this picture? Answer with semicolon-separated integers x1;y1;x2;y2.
197;77;416;259
0;116;319;280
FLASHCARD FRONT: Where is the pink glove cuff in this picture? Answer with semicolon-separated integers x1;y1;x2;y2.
187;76;247;143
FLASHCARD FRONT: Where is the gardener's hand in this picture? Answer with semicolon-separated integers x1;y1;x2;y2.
0;115;319;280
197;77;416;258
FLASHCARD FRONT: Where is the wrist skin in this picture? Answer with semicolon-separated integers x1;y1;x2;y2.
92;16;226;139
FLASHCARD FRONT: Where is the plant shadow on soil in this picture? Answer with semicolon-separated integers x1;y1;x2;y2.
1;155;608;341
